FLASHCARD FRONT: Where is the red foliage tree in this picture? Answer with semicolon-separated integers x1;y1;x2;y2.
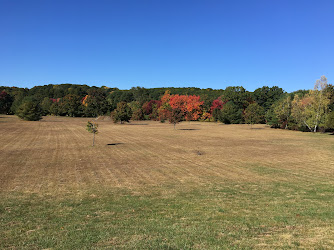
142;100;162;120
210;97;227;121
158;91;203;122
185;95;203;121
169;95;188;112
210;97;226;113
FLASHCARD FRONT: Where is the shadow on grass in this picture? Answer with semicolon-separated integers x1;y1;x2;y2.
178;129;200;131
107;143;124;146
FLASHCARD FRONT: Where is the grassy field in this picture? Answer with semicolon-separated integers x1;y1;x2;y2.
1;115;334;249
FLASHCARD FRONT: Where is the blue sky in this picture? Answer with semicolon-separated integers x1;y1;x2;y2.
0;0;333;92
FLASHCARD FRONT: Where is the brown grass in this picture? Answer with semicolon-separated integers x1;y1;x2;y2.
1;115;333;194
1;115;334;248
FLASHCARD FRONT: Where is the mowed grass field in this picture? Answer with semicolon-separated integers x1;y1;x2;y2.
1;115;334;249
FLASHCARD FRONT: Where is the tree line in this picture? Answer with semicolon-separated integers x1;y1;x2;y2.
1;76;333;132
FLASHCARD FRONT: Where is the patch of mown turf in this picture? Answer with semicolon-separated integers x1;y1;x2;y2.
1;181;334;249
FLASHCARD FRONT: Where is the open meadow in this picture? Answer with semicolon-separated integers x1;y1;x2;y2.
1;115;334;248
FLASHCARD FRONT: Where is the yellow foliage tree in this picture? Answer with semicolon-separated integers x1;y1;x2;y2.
292;76;330;132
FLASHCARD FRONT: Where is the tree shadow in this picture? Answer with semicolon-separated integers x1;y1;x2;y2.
107;143;124;146
178;129;200;131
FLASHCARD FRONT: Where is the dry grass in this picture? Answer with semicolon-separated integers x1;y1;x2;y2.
1;115;334;248
1;115;333;193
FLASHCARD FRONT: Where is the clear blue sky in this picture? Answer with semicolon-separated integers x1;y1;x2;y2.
0;0;333;92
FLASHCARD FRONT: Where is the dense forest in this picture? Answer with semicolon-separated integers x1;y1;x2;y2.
1;76;333;132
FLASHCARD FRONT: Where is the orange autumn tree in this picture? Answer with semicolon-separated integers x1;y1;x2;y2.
82;95;89;107
158;91;204;122
158;91;172;121
184;95;203;120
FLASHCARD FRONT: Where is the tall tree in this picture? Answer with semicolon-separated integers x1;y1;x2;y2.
40;97;53;115
221;86;252;110
210;97;226;121
158;91;172;122
272;95;292;129
128;101;144;120
113;101;132;124
83;89;109;117
61;94;83;117
253;86;284;111
184;95;203;121
219;101;243;124
142;100;162;120
291;76;330;132
0;91;13;114
244;103;265;127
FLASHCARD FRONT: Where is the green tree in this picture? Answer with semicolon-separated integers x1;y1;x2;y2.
272;95;292;129
324;84;334;111
49;102;60;116
86;121;98;146
9;89;28;114
61;94;83;117
265;108;279;128
128;101;144;120
113;101;132;124
325;111;334;130
84;89;110;117
212;108;221;122
244;103;265;127
131;86;150;104
40;97;53;115
219;101;243;124
0;90;13;114
221;86;252;111
16;100;42;121
253;86;284;111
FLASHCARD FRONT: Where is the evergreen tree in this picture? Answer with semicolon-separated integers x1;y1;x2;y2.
16;100;42;121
